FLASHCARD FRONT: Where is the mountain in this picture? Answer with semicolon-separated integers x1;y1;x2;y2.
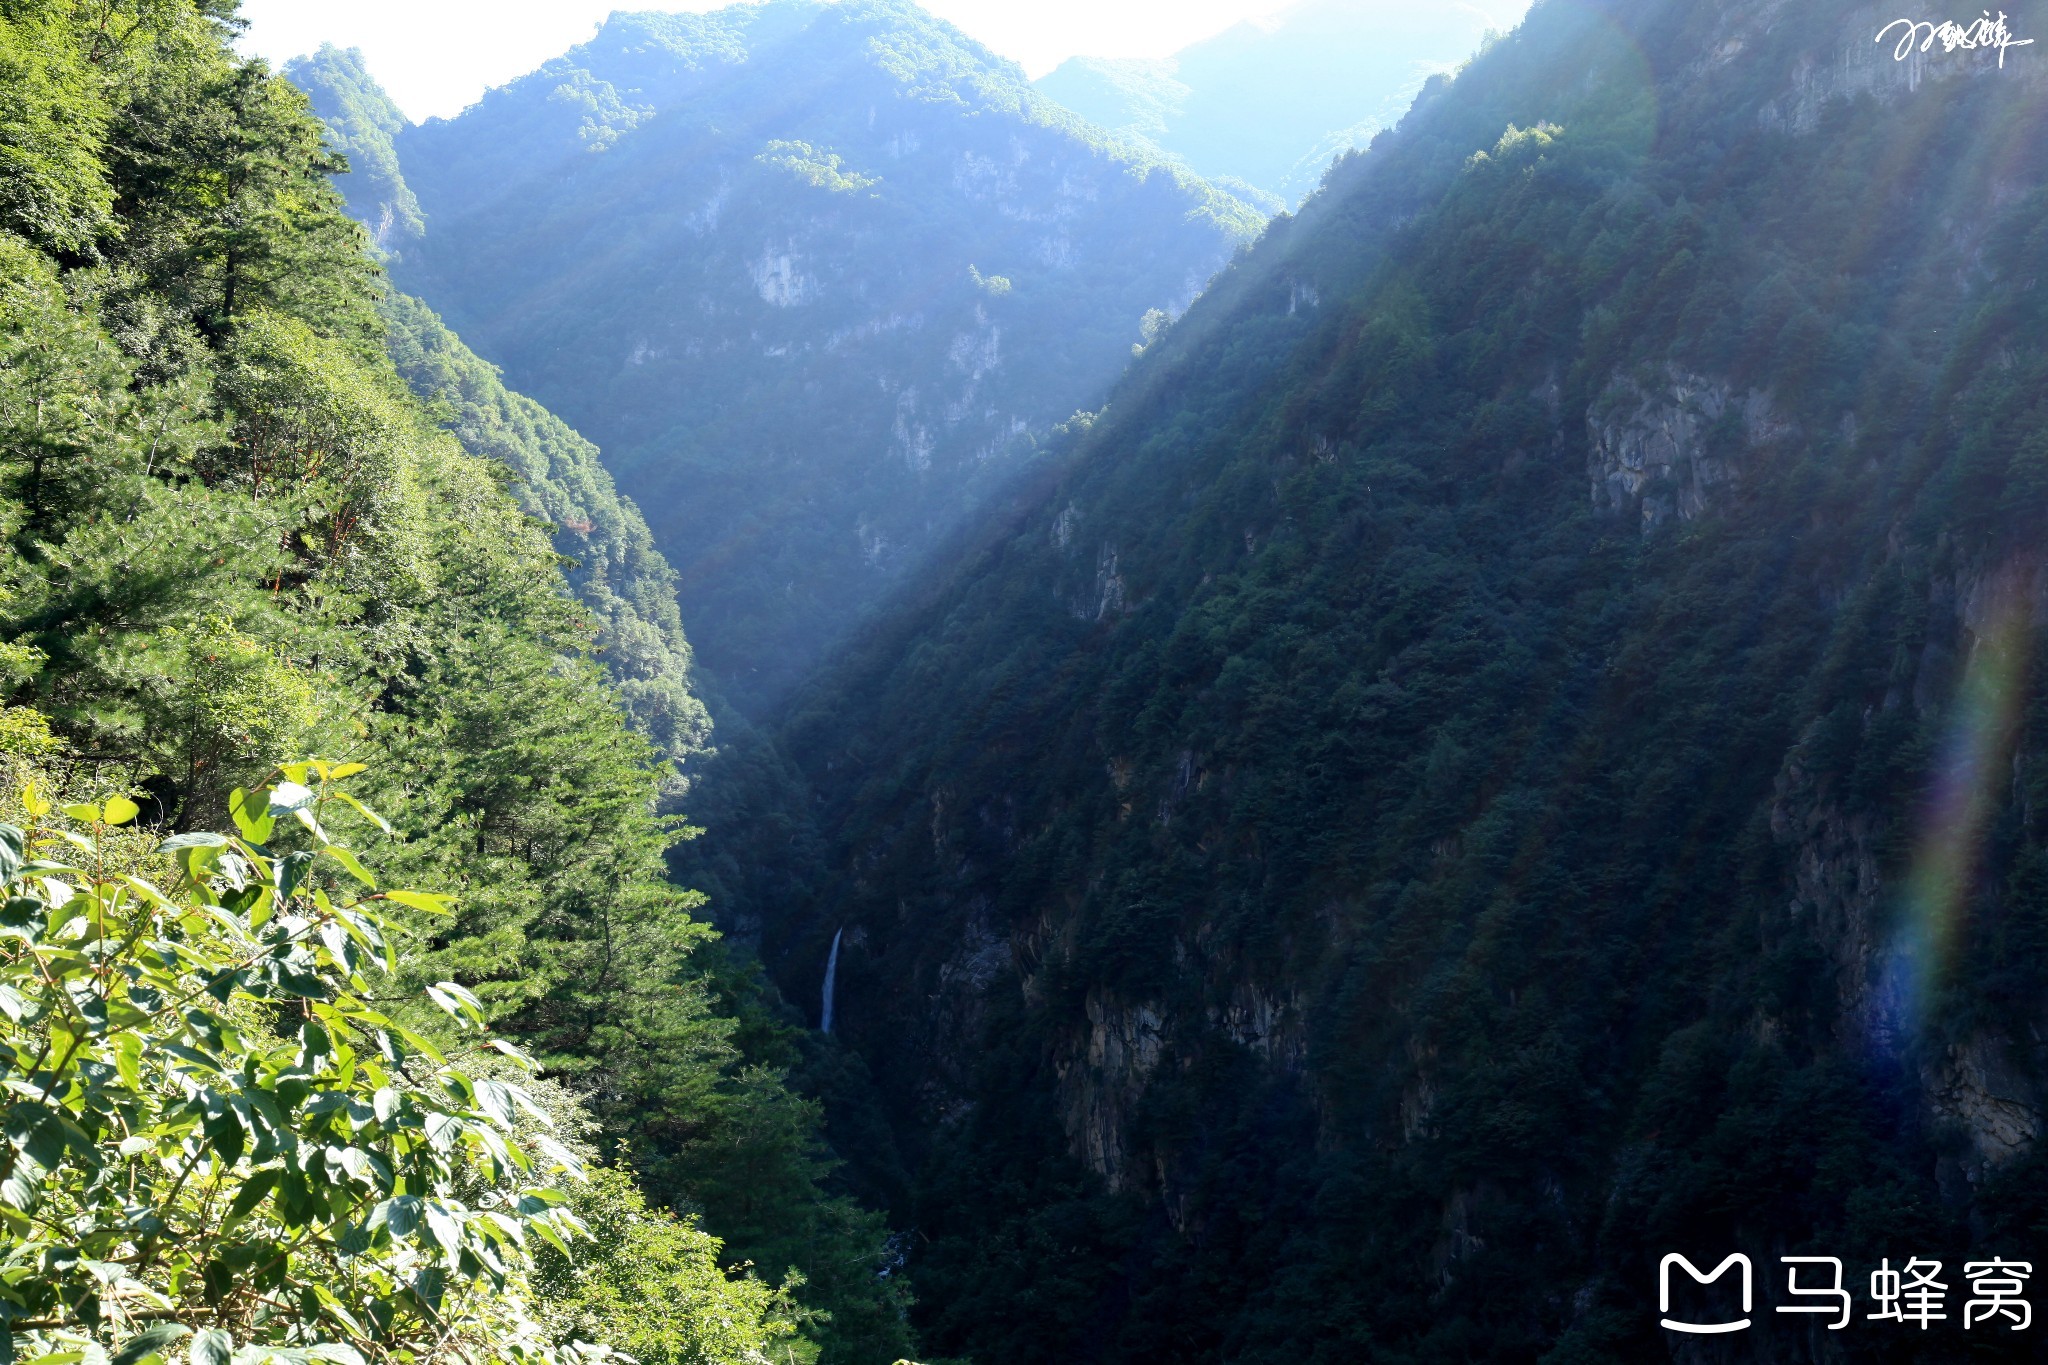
358;0;1263;706
1035;0;1506;204
377;292;711;778
283;44;424;254
746;0;2048;1359
287;50;709;777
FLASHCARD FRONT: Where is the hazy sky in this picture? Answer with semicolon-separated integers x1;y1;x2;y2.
238;0;1317;123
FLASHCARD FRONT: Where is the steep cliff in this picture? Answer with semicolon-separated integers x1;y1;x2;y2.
758;0;2048;1359
375;0;1263;704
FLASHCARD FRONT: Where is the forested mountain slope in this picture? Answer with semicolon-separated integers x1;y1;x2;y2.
755;0;2048;1360
0;4;902;1359
283;44;422;255
377;293;711;779
368;0;1264;703
1035;0;1503;204
285;49;710;777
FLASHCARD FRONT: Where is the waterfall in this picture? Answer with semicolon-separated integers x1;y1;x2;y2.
820;926;844;1034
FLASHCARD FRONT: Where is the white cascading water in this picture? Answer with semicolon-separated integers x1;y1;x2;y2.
820;926;844;1034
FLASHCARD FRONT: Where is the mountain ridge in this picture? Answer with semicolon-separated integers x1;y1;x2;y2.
1034;0;1505;202
358;0;1266;704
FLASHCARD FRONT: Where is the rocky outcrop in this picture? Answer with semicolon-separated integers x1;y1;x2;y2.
1210;980;1307;1069
1057;991;1166;1190
1587;366;1788;528
1094;542;1127;619
1926;1035;2041;1176
1770;756;1891;1038
1046;970;1309;1192
1752;3;2047;133
749;241;815;306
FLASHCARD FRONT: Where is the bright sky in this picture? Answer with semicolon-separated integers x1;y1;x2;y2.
237;0;1308;123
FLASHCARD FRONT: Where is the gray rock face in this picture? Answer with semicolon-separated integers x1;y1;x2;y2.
1058;991;1165;1191
1926;1035;2041;1175
1750;2;2048;132
1587;366;1790;528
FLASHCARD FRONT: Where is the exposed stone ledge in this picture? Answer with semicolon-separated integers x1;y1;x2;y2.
1587;365;1790;529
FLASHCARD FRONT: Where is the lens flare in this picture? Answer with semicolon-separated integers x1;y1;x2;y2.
1886;573;2033;1043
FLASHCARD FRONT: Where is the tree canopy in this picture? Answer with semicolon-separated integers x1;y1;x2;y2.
0;4;907;1360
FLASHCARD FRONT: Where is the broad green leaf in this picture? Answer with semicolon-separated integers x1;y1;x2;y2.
121;874;176;910
446;980;483;1010
424;982;475;1022
329;790;391;835
470;1078;517;1128
0;824;22;886
102;795;140;827
528;1214;575;1259
319;845;375;888
188;1330;233;1365
227;789;274;845
423;1204;463;1254
110;1324;191;1365
504;1079;554;1124
535;1134;586;1176
424;1111;464;1150
379;1194;421;1237
267;781;315;814
223;1168;279;1223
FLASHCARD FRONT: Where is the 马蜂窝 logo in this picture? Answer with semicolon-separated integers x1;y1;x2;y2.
1660;1254;1752;1334
1659;1255;2031;1334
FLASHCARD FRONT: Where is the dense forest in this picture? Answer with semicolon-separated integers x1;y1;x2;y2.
0;3;906;1361
733;0;2048;1362
295;0;1265;705
16;0;2048;1362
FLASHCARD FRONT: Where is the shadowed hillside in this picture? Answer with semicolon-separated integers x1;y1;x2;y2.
747;1;2048;1360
